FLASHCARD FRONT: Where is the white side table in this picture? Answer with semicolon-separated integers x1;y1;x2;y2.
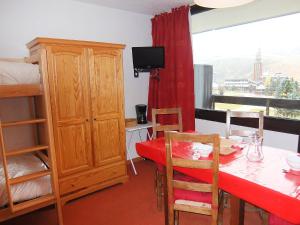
126;122;153;175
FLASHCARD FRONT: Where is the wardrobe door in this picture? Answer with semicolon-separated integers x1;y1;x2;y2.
47;45;93;177
88;48;126;167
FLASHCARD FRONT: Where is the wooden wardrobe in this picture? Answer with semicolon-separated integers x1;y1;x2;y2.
27;37;128;203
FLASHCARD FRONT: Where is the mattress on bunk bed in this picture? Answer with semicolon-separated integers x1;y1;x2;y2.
0;154;52;207
0;60;40;84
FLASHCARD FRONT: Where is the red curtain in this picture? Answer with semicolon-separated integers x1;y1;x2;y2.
147;5;195;131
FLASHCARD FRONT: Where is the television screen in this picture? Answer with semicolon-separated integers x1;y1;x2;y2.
132;47;165;69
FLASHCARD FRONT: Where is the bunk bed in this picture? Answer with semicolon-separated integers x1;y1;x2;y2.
0;56;63;224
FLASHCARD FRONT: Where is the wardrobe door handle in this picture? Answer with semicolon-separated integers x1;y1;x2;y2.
85;119;89;122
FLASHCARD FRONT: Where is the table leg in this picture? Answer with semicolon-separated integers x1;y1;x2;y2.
146;129;153;140
126;131;137;175
138;130;143;142
230;195;245;225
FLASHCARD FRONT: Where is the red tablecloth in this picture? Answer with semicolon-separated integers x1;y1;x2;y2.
136;137;300;224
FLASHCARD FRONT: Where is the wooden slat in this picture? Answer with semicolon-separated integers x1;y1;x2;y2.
9;170;51;185
172;158;213;169
12;194;55;212
0;84;42;98
173;180;212;192
155;125;180;132
2;118;46;127
0;197;54;222
5;145;48;157
153;108;181;114
174;203;212;215
169;131;218;144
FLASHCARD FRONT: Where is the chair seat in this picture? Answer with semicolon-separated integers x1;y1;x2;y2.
269;214;296;225
173;173;212;204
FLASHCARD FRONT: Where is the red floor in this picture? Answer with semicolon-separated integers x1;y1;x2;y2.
2;160;262;225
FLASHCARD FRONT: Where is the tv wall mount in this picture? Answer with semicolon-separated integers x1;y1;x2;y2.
134;68;160;80
134;68;146;78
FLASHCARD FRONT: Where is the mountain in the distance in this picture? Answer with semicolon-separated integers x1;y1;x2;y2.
203;55;300;83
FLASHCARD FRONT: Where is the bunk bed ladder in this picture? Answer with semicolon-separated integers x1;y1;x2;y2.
0;121;14;211
0;96;63;224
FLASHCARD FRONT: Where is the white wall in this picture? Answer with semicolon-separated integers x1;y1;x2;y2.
0;0;152;158
0;0;151;117
192;0;300;33
196;119;298;152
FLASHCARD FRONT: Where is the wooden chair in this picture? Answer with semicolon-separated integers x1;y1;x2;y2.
226;110;264;138
152;108;183;139
225;110;267;224
165;131;221;225
152;108;183;210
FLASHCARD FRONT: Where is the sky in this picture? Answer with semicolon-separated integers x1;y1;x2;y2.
192;12;300;63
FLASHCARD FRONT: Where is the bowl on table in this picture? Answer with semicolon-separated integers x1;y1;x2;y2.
286;155;300;171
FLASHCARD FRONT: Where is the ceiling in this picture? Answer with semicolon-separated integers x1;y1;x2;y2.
74;0;194;15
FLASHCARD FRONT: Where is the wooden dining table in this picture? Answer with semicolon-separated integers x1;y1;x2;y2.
136;137;300;225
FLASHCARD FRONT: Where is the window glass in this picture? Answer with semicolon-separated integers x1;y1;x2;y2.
193;13;300;119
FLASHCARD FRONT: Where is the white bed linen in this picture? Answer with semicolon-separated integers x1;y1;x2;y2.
0;61;40;85
0;154;52;207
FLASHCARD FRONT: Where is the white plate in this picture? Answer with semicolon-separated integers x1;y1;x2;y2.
192;143;213;157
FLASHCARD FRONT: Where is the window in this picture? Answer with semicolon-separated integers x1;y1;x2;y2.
192;13;300;120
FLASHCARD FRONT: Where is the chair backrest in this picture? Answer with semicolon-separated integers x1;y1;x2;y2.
165;131;220;225
226;110;264;138
152;108;183;139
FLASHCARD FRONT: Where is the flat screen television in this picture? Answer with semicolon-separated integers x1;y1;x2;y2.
132;47;165;70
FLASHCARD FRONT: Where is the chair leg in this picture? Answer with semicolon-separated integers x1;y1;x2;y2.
218;191;224;225
156;169;163;210
168;205;175;225
155;169;158;192
260;209;269;225
223;192;230;208
174;210;179;225
163;171;169;225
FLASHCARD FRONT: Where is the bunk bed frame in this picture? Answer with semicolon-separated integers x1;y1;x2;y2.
0;55;63;224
